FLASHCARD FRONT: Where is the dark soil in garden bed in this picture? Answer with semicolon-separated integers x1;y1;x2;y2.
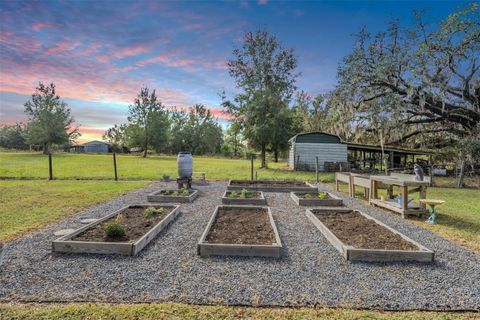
297;192;333;200
313;210;418;251
205;207;275;245
231;180;308;188
157;190;194;196
73;206;174;242
225;190;262;199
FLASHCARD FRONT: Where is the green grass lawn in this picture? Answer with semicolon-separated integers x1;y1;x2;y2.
0;303;475;320
331;182;480;252
0;180;150;242
0;151;334;182
1;151;478;251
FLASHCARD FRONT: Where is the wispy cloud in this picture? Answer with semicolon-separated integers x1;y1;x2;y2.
113;45;151;59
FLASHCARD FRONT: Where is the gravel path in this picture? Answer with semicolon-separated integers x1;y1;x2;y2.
0;181;479;311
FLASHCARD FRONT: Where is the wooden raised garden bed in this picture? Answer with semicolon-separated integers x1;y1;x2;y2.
306;207;434;262
52;204;181;256
227;180;317;192
290;191;343;206
197;205;282;258
147;189;199;203
221;190;266;205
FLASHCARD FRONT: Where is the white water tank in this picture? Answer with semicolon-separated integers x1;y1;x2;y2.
177;152;193;178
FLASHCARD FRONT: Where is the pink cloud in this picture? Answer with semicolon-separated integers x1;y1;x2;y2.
77;43;101;56
32;22;57;31
0;32;42;53
135;53;199;71
0;59;189;107
184;23;203;31
113;45;150;59
45;39;80;56
134;51;226;73
96;55;110;63
258;0;268;5
74;127;111;144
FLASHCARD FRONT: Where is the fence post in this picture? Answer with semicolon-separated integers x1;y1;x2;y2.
255;171;258;181
113;153;118;181
48;153;53;180
250;155;254;181
315;156;319;183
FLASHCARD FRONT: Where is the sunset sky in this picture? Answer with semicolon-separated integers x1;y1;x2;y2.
0;0;468;143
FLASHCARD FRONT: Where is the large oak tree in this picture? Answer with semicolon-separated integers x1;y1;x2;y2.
336;3;479;145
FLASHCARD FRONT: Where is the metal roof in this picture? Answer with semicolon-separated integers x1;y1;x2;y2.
346;142;433;155
289;131;433;155
289;131;342;143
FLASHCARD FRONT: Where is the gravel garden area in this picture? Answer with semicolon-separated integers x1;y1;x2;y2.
0;181;479;311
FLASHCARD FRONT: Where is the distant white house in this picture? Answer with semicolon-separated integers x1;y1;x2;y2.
71;140;111;153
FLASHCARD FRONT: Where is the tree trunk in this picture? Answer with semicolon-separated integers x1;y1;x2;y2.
143;127;148;158
260;143;266;168
274;149;278;162
233;138;238;157
456;160;465;188
43;143;49;155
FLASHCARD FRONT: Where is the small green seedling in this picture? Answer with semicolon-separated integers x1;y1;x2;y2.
317;192;327;199
104;214;126;238
145;206;165;219
229;191;239;198
179;187;190;196
239;188;251;198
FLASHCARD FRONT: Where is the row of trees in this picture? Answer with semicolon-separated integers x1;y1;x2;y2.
103;87;223;157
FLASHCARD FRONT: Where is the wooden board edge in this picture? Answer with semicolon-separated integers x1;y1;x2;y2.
356;210;434;254
132;205;181;255
305;209;347;256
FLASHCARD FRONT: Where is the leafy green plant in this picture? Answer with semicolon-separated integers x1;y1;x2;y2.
229;191;239;198
179;188;190;196
145;207;165;219
317;192;327;199
239;188;251;198
104;215;126;238
171;191;179;196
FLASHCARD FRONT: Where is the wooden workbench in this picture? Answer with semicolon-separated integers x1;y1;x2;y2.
369;175;429;218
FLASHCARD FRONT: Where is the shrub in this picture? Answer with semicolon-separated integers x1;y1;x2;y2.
229;191;239;198
104;215;126;238
145;207;164;219
318;192;327;199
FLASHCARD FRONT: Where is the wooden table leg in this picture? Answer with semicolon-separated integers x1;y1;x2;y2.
401;186;408;218
369;180;377;204
419;186;427;211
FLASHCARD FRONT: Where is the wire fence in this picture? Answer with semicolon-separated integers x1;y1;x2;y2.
0;151;477;188
0;152;329;182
